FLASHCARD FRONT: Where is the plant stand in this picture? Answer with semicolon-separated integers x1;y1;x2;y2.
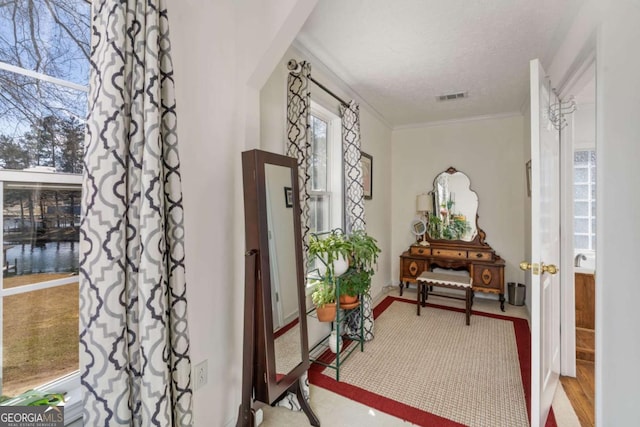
308;278;365;382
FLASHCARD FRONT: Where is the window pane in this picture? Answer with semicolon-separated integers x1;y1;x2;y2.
574;218;589;233
574;201;588;216
0;1;90;86
3;183;80;286
2;281;79;396
309;194;330;234
574;184;588;200
574;167;588;183
310;116;328;192
0;71;86;172
2;180;80;396
574;151;588;164
574;235;589;250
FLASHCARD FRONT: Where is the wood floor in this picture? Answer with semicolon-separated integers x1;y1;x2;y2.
560;359;595;426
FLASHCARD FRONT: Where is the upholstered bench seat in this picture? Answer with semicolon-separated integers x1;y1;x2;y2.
416;270;473;325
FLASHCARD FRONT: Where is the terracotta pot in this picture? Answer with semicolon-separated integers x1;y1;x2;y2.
316;303;337;322
339;294;358;305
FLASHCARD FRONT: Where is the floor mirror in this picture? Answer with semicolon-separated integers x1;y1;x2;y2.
237;149;319;427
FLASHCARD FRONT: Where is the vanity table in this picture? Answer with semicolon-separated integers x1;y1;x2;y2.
399;167;506;311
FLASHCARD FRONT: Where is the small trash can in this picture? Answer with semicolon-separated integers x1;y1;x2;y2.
507;282;526;306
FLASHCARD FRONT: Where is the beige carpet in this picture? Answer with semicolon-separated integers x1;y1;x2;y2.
274;323;302;375
315;298;529;427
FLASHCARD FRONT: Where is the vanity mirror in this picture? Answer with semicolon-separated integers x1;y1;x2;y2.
238;150;319;426
426;167;480;243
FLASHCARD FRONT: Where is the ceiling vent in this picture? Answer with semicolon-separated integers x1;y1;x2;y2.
437;92;468;101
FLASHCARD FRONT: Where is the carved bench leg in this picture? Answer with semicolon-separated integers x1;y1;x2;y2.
499;293;505;312
465;288;471;325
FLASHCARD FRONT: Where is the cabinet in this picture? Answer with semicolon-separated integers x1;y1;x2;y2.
399;243;505;311
575;272;595;362
308;280;365;381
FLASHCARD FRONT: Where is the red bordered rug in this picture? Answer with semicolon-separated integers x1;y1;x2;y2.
309;296;557;427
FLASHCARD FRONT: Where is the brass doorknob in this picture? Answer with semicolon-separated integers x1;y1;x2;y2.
519;261;532;271
542;263;558;275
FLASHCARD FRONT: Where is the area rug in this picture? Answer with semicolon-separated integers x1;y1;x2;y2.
309;296;557;427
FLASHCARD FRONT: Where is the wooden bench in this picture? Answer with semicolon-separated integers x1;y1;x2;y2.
416;271;473;325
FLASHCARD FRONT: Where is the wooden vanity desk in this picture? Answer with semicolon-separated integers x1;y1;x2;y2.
399;238;505;311
401;167;506;311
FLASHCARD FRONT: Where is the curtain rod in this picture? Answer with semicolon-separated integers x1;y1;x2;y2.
287;59;349;107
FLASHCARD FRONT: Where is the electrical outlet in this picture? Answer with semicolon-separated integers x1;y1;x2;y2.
194;360;208;390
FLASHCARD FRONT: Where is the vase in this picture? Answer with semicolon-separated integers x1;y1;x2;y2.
317;254;349;277
328;330;343;354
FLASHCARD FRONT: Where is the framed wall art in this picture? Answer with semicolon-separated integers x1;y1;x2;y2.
284;186;293;207
362;152;373;200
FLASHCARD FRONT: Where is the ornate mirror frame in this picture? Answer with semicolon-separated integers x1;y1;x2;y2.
424;167;490;250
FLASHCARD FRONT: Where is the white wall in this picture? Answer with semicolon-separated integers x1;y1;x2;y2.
596;1;640;424
391;116;527;299
169;1;318;425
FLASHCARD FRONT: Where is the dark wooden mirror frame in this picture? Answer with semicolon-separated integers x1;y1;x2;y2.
424;167;491;251
238;149;319;427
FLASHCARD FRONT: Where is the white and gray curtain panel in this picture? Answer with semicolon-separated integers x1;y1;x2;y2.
80;1;193;426
340;101;366;234
340;101;374;341
286;61;312;270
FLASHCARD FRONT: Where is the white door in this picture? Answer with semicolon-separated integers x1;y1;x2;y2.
527;58;561;427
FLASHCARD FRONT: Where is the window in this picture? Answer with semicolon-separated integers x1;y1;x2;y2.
573;150;596;251
307;103;343;276
308;103;343;235
0;0;89;407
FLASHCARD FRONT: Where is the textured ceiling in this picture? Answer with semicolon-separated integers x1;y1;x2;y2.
296;0;581;127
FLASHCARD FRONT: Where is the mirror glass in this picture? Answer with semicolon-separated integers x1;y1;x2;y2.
264;164;303;376
428;170;478;241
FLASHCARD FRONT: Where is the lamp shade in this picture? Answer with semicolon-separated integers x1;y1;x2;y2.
416;194;430;212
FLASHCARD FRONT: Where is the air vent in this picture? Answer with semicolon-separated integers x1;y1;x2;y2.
437;92;468;101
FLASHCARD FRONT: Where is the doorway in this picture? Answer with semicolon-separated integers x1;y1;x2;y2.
559;63;596;427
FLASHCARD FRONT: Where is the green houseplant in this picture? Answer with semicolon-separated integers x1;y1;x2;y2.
339;230;381;300
308;229;352;278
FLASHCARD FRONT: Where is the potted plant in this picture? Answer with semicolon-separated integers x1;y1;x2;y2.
310;278;337;322
308;229;352;278
338;230;381;301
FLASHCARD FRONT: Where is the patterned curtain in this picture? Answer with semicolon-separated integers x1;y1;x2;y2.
341;101;366;233
340;101;374;341
286;61;312;270
80;1;193;426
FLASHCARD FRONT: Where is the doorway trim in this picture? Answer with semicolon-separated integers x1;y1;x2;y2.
555;40;596;378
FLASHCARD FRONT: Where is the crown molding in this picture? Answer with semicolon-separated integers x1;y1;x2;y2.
393;111;523;131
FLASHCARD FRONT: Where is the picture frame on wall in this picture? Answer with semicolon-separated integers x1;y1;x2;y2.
284;186;293;207
362;152;373;200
